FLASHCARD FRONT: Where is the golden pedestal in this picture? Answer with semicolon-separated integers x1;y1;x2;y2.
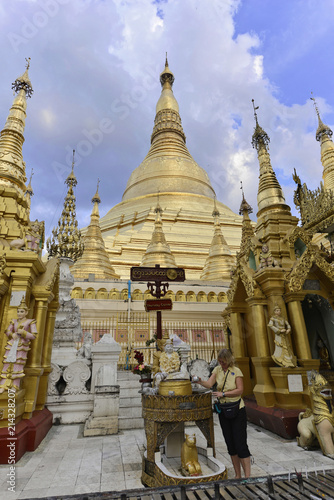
0;389;25;428
269;367;311;409
141;392;227;487
252;357;276;407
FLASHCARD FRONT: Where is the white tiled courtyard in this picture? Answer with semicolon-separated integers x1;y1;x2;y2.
1;417;334;500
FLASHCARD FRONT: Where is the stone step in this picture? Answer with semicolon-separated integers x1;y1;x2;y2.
117;370;140;381
118;416;144;430
118;380;141;391
119;396;142;408
119;405;143;418
118;382;141;395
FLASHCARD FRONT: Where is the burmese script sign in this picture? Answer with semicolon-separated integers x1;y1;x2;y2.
145;299;173;312
131;267;185;282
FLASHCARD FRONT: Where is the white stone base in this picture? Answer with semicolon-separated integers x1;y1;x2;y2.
46;394;93;424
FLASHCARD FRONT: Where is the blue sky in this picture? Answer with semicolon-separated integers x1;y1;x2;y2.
0;0;333;237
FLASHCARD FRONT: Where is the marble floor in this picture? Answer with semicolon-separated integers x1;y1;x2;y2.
1;417;334;500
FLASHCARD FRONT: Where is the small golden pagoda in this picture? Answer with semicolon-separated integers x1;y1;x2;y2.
71;182;120;279
0;60;59;462
200;199;235;281
140;199;177;268
224;100;334;416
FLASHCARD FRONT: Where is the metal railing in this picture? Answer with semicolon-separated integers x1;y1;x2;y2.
81;312;227;369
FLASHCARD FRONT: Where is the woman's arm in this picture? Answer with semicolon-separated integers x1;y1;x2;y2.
197;371;217;389
212;376;243;398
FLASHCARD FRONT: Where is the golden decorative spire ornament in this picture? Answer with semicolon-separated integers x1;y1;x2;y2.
239;182;255;250
140;199;177;267
200;198;234;280
251;99;290;217
0;58;33;195
122;58;215;201
311;93;334;191
71;180;120;279
47;151;83;261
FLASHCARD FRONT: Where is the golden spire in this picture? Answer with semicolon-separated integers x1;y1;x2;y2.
71;180;120;279
311;93;334;191
47;151;84;261
140;200;177;267
239;182;255;250
122;58;215;202
0;58;33;194
200;199;234;280
25;169;34;197
251;99;290;217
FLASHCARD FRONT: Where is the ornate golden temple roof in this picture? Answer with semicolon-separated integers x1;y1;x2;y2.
122;58;216;202
71;181;120;279
140;199;177;268
0;58;33;195
251;100;291;218
47;151;84;261
200;199;234;281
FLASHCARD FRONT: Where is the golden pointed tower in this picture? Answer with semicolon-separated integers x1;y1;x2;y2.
47;151;83;261
0;58;34;240
239;185;255;251
200;199;234;280
251;100;298;267
311;94;334;191
140;198;177;267
122;55;215;201
251;100;291;219
96;59;243;279
71;181;120;279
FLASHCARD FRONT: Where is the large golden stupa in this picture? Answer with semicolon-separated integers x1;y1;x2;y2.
76;58;243;281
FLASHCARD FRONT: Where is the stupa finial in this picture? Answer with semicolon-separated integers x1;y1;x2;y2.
92;178;101;204
251;99;270;150
311;92;333;141
12;57;33;98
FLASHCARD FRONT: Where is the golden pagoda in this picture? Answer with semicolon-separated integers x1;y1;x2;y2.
0;60;59;463
140;198;177;268
71;182;120;279
200;199;235;281
86;58;243;281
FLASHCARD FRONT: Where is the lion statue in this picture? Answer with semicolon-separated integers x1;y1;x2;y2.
181;433;202;476
297;371;334;458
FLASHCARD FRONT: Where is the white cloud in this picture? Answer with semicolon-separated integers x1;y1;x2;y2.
0;0;331;233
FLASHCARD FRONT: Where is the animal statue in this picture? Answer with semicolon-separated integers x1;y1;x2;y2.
297;371;334;458
181;433;202;476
